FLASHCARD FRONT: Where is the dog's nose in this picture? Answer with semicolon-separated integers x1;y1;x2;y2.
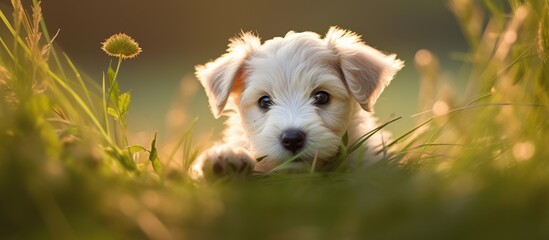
280;129;306;153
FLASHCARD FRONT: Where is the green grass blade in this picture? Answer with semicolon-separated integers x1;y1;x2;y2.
0;36;16;61
102;73;111;138
62;53;95;112
166;118;197;168
47;68;112;145
0;7;30;55
347;117;402;154
31;0;66;78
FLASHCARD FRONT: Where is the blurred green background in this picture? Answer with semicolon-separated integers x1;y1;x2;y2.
7;0;468;141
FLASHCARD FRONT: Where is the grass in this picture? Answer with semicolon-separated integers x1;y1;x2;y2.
0;0;548;239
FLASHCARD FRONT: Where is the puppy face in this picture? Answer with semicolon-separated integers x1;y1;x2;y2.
238;32;352;169
196;27;403;170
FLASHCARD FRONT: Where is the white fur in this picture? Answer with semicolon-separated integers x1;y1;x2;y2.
190;27;403;180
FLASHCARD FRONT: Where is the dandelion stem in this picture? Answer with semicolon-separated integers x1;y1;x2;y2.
114;56;123;81
113;57;129;147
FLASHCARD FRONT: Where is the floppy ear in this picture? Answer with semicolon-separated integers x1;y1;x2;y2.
325;26;404;112
195;32;261;118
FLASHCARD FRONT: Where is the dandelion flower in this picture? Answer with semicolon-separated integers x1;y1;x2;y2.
101;33;142;59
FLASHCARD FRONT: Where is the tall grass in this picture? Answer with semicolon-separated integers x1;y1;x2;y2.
0;0;548;239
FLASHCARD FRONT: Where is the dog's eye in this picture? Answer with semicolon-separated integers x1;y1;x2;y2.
313;91;330;105
258;96;274;110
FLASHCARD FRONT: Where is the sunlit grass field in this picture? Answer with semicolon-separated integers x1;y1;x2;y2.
1;0;548;239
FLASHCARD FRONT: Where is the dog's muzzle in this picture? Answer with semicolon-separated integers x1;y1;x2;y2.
280;129;306;154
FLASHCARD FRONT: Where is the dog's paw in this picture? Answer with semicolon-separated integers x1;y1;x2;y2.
189;145;255;181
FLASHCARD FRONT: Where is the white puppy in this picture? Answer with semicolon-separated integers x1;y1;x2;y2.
190;27;403;180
